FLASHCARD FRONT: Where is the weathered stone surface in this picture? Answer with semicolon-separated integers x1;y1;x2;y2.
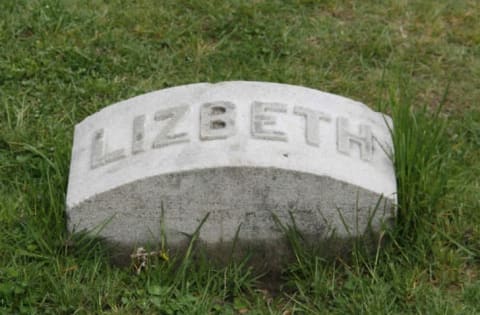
66;81;397;265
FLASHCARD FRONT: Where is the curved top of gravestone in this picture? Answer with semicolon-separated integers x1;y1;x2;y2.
67;81;396;208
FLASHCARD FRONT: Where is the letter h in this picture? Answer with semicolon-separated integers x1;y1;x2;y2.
336;117;373;161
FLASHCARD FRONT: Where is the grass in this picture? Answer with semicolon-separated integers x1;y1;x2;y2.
1;0;479;313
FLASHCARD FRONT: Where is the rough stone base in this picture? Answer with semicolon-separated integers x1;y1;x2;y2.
69;167;394;269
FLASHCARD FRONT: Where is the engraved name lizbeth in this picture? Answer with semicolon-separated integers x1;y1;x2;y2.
91;101;378;169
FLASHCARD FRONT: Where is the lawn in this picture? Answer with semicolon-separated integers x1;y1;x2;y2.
1;0;479;314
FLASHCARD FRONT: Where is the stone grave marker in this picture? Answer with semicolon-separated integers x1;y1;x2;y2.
66;81;397;266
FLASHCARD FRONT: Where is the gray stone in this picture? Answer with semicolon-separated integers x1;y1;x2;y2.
66;81;397;266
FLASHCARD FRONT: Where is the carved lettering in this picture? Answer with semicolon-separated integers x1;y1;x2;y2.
294;106;331;147
132;115;145;154
336;117;373;161
200;101;236;140
89;100;380;170
90;129;126;169
152;106;189;148
251;101;287;142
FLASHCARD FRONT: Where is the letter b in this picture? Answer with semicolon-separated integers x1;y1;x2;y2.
200;101;236;140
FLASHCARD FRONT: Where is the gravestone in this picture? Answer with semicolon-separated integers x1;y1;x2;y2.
66;81;397;266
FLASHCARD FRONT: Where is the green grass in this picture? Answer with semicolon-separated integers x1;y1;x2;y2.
1;0;479;313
